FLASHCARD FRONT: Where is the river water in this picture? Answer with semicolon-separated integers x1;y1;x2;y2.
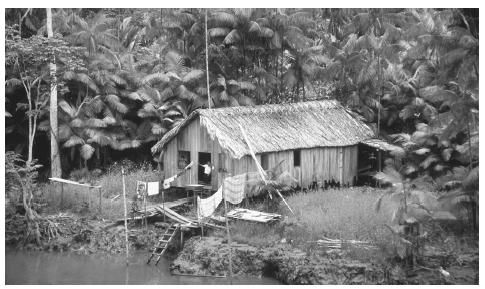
5;249;280;285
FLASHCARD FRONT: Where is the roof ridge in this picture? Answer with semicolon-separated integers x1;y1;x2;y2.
198;99;340;115
152;99;374;158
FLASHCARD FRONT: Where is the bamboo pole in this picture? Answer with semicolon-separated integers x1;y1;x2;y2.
122;167;129;266
238;124;294;215
205;9;211;109
222;176;233;285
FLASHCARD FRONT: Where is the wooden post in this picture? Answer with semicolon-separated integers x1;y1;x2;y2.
88;187;91;209
180;229;184;249
60;183;64;209
222;176;233;285
122;167;129;266
144;192;147;232
377;149;382;188
162;189;166;223
200;206;204;238
300;167;303;193
98;187;102;214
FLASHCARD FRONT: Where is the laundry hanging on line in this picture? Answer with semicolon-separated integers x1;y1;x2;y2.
223;174;247;205
197;172;260;219
197;186;223;219
147;182;159;196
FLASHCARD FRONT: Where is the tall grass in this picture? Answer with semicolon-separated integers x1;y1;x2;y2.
282;187;395;254
284;187;393;237
209;187;397;254
37;162;162;220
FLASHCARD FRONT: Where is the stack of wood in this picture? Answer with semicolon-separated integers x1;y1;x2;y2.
316;236;377;251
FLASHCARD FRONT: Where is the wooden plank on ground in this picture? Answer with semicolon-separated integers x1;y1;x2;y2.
49;177;101;189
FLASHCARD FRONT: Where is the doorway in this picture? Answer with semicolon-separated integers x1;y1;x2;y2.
198;152;212;185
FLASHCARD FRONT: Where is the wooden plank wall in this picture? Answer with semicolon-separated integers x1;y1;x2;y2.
163;116;359;190
298;146;358;188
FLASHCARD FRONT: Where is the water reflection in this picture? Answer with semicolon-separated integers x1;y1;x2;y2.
5;249;280;285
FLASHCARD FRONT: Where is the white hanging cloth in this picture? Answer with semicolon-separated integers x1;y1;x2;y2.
147;181;159;196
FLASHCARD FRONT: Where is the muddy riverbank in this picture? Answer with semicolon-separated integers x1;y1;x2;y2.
171;236;478;285
171;236;390;284
6;211;478;285
5;212;167;255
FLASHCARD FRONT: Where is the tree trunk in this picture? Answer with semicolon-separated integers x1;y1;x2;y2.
47;8;62;178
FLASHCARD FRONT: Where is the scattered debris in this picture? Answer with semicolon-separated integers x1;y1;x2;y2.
226;208;282;223
316;236;377;251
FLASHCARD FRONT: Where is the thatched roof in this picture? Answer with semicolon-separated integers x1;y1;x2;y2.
360;138;405;155
152;100;375;159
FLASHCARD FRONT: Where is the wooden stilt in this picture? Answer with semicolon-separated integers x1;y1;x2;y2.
162;190;166;223
122;167;129;266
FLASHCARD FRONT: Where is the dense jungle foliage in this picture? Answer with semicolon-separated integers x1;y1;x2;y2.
5;8;478;194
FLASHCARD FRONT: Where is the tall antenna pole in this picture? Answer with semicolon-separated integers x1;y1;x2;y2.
205;9;211;109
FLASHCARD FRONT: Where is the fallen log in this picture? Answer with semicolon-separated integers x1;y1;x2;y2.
171;272;226;278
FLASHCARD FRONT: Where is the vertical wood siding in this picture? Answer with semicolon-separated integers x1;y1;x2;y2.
162;116;359;190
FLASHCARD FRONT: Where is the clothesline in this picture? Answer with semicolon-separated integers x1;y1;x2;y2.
197;172;263;219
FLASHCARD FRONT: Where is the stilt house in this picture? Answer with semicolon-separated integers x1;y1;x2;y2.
152;100;394;190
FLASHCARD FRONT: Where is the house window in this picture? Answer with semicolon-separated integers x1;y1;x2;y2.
293;149;301;167
261;153;269;170
178;151;191;169
219;153;227;172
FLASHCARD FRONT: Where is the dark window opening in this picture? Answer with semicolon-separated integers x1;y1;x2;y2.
198;152;212;185
261;154;269;170
293;149;301;167
178;151;191;169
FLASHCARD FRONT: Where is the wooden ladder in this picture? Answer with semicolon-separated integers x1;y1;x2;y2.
147;224;180;265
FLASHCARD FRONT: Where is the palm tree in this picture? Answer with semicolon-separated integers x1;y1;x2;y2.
69;12;119;55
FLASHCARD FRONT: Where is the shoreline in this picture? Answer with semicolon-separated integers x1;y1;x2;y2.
6;211;478;285
170;236;390;285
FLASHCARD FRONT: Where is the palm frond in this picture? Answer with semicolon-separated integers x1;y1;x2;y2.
223;29;241;45
141;72;170;85
182;69;205;83
80;143;95;160
104;94;128;114
208;27;231;38
210;11;237;28
63;135;85;148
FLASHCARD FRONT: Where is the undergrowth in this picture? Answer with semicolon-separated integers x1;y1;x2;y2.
210;187;397;263
35;161;162;220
